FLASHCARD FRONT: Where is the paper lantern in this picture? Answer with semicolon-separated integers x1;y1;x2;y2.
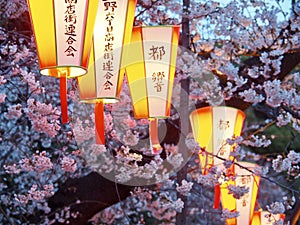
27;0;99;123
77;0;137;144
221;162;260;225
189;106;246;173
189;106;246;207
125;25;180;153
251;211;285;225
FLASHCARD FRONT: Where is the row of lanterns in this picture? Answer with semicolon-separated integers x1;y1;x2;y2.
27;0;179;148
26;1;284;224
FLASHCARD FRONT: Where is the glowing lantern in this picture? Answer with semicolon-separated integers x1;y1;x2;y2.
27;0;99;123
189;106;246;207
189;106;246;172
77;0;137;144
251;211;285;225
125;25;180;154
221;162;260;225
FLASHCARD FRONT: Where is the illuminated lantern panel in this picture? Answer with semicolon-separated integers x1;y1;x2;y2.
125;25;180;154
78;0;137;104
27;0;99;124
125;25;180;119
251;211;285;225
221;162;260;225
77;0;137;144
189;106;246;173
27;0;99;78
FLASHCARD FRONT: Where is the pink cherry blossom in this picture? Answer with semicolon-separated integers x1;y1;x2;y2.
61;156;77;173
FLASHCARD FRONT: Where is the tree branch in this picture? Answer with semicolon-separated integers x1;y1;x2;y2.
47;172;133;225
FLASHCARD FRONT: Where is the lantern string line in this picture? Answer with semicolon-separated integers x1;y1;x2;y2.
95;101;105;145
60;77;69;124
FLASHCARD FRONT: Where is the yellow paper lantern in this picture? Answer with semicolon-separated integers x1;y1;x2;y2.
126;26;180;119
221;162;260;225
251;211;285;225
125;25;180;153
189;106;246;208
27;0;99;123
189;106;246;173
77;0;137;144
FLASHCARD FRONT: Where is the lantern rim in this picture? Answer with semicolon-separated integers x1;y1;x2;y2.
79;97;119;104
134;115;170;120
40;66;87;78
133;25;181;29
190;106;246;119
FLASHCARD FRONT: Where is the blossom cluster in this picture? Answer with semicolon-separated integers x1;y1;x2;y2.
227;184;249;199
61;156;77;173
221;208;240;220
267;201;285;214
272;150;300;179
242;135;272;148
20;69;44;94
19;151;53;173
176;179;194;196
15;184;54;204
25;98;61;137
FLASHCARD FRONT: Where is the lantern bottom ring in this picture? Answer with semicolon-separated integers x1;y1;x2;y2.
79;97;120;104
40;66;87;78
135;115;170;120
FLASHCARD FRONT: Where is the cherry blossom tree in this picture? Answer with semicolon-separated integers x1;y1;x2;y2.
0;0;299;225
